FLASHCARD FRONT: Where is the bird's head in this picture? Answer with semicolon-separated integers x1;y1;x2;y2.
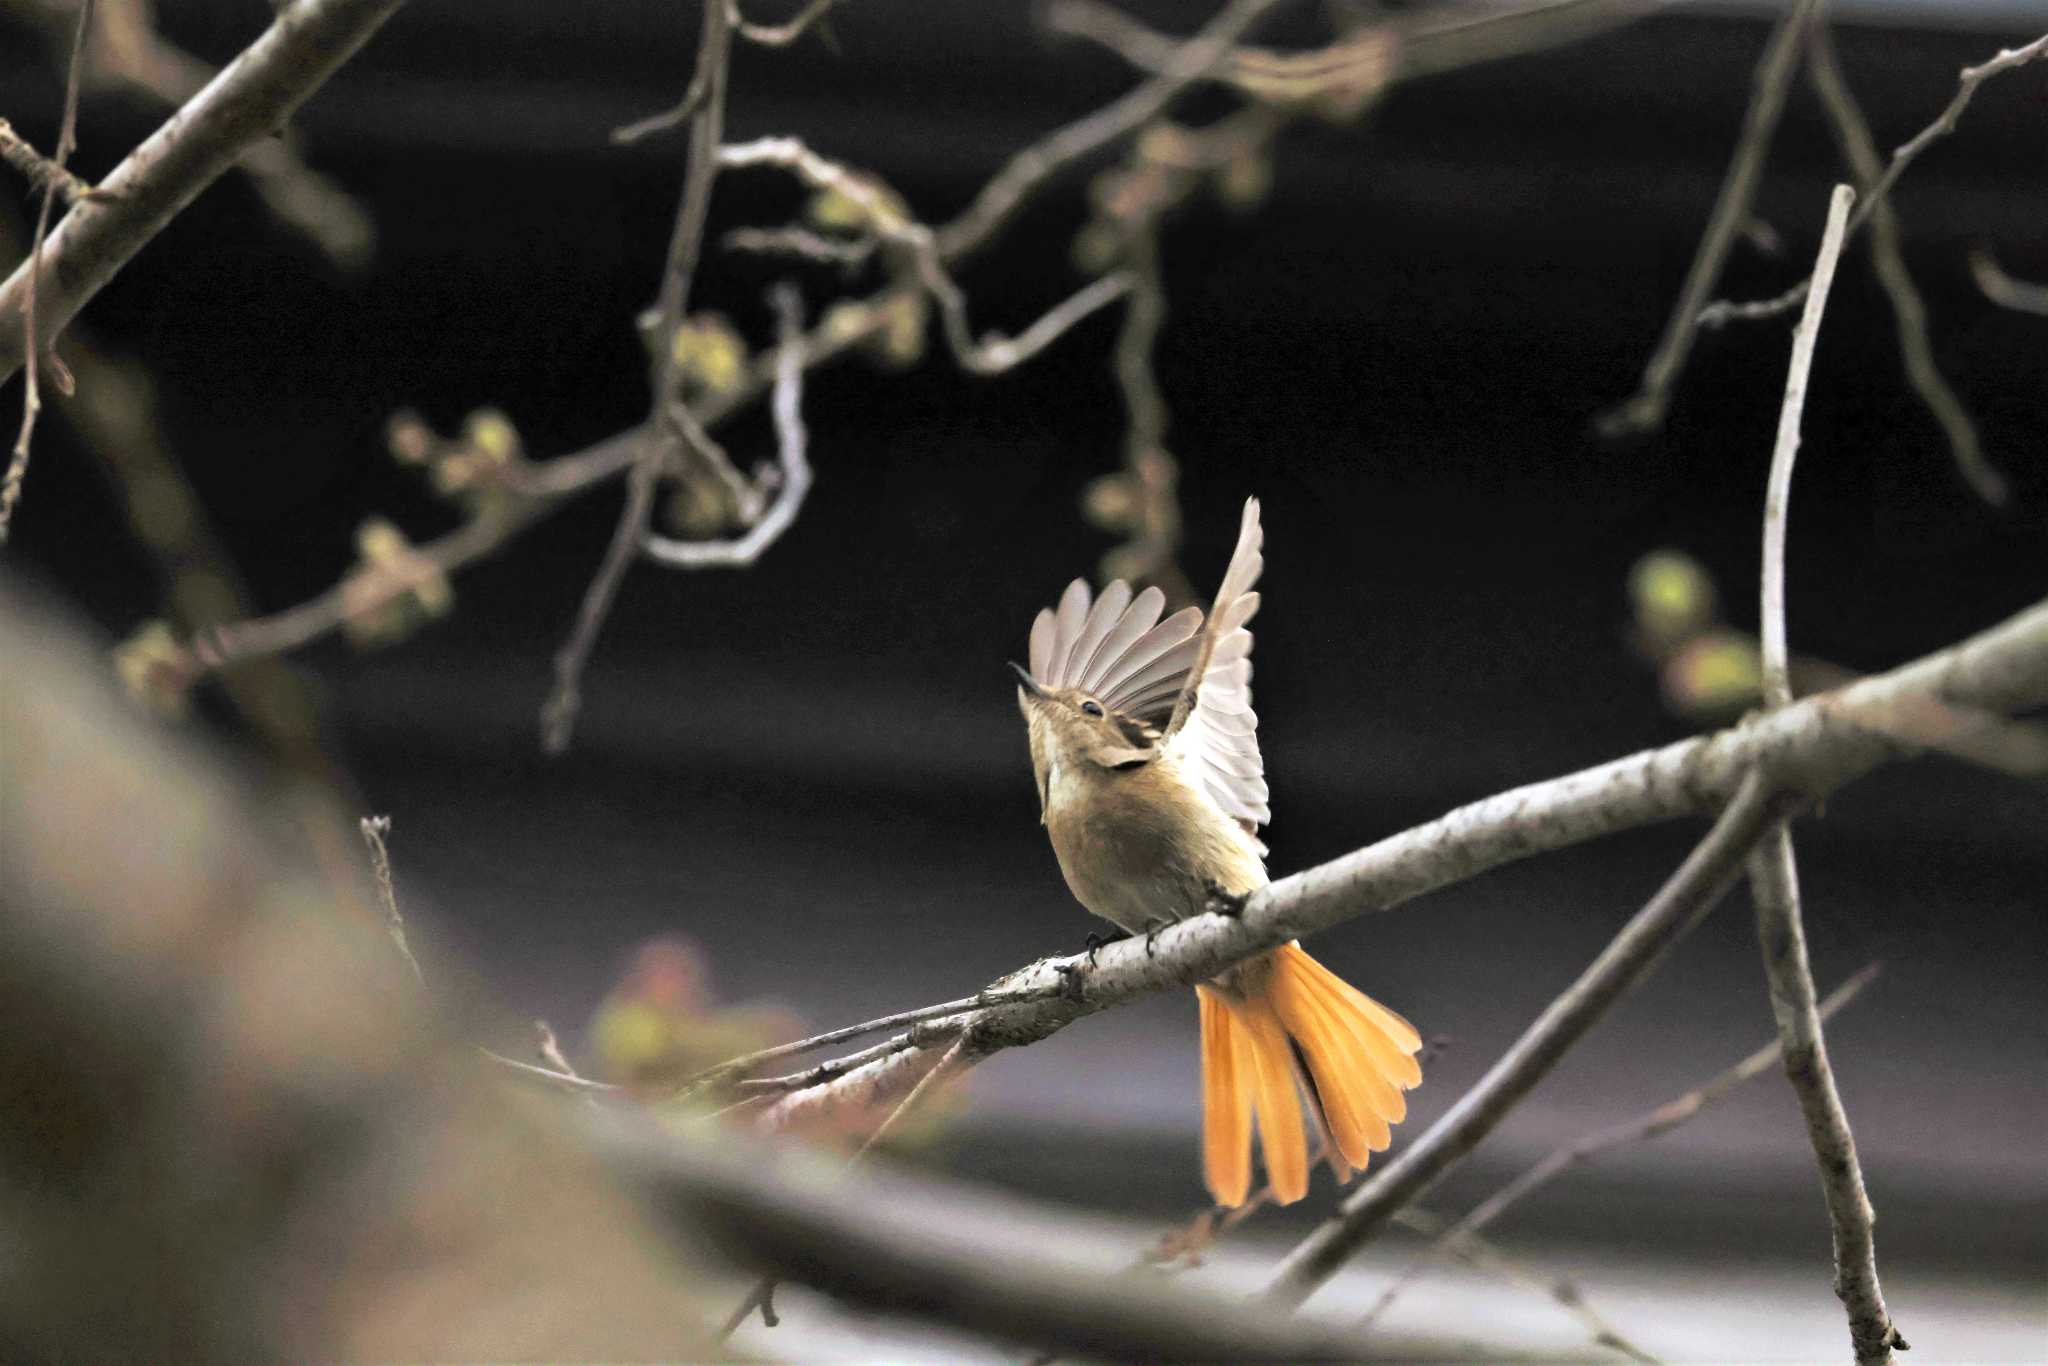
1010;662;1158;777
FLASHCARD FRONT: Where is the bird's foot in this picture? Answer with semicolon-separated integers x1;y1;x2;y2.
1144;918;1171;958
1083;928;1130;966
1204;881;1250;918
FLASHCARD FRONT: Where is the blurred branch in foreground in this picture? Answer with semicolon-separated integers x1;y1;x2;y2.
1;581;1452;1362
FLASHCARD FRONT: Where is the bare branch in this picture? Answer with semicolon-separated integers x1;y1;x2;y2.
1970;249;2048;317
541;0;731;751
4;0;93;546
733;593;2048;1134
1389;1207;1658;1364
1697;30;2048;332
1806;28;2007;505
936;0;1287;262
0;0;414;385
642;284;815;567
1597;0;1819;437
540;460;659;753
714;136;1134;377
592;1111;1413;1363
1749;842;1904;1362
1264;772;1796;1310
682;979;1068;1093
356;814;423;983
0;116;99;208
1364;963;1881;1330
1053;0;1651;101
719;1036;974;1343
734;0;849;48
1760;182;1855;710
1749;181;1902;1366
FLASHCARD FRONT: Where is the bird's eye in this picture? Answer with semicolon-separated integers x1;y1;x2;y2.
1081;700;1104;717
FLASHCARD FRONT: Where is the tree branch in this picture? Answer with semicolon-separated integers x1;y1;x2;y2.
1805;27;2006;505
590;1109;1429;1362
1759;182;1854;710
1696;30;2048;332
3;0;93;545
0;0;413;385
935;0;1286;262
1970;249;2048;317
1749;179;1902;1366
714;593;2048;1133
1596;0;1820;437
1264;772;1796;1310
1363;963;1880;1330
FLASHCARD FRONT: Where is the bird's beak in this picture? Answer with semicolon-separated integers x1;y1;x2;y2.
1009;661;1047;700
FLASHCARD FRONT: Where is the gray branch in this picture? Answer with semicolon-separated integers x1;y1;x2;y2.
1263;773;1796;1310
0;0;413;384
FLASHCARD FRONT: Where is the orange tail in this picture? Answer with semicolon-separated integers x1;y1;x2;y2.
1197;942;1422;1207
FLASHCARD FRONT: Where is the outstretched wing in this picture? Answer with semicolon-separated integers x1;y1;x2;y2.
1027;578;1204;723
1164;498;1269;836
1024;498;1271;839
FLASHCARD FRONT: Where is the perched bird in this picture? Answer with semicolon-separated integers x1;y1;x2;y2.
1012;497;1422;1207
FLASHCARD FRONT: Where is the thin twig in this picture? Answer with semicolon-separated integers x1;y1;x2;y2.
936;0;1286;262
1697;31;2048;332
643;284;815;566
1388;1207;1658;1364
480;1048;620;1094
356;814;422;983
680;981;1064;1091
3;0;93;546
717;1036;973;1342
1970;249;2048;317
713;136;1134;377
542;0;731;751
733;1029;924;1094
1759;182;1854;709
1806;28;2006;506
0;117;99;208
1264;772;1799;1310
1596;0;1819;437
1749;180;1902;1366
0;0;414;385
1363;963;1881;1330
733;0;848;47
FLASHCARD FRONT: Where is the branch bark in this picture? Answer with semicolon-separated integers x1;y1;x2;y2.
0;0;412;384
1263;772;1796;1310
1596;0;1820;436
1749;180;1903;1366
726;592;2048;1130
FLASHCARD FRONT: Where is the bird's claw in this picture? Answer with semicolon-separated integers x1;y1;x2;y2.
1144;919;1170;958
1083;929;1129;966
1204;882;1250;918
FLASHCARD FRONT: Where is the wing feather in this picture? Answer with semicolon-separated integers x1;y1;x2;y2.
1164;498;1271;838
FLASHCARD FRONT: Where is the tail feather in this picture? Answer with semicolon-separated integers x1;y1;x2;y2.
1197;986;1254;1207
1198;942;1423;1207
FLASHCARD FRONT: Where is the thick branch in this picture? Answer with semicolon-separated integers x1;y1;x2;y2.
732;594;2048;1130
0;0;412;384
591;1111;1430;1362
1264;773;1796;1310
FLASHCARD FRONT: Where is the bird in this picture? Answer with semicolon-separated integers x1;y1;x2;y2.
1011;496;1422;1207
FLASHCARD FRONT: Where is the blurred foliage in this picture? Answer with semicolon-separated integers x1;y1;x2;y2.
589;934;959;1154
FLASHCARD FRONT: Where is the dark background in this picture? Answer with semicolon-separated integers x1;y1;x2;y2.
5;0;2045;1352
